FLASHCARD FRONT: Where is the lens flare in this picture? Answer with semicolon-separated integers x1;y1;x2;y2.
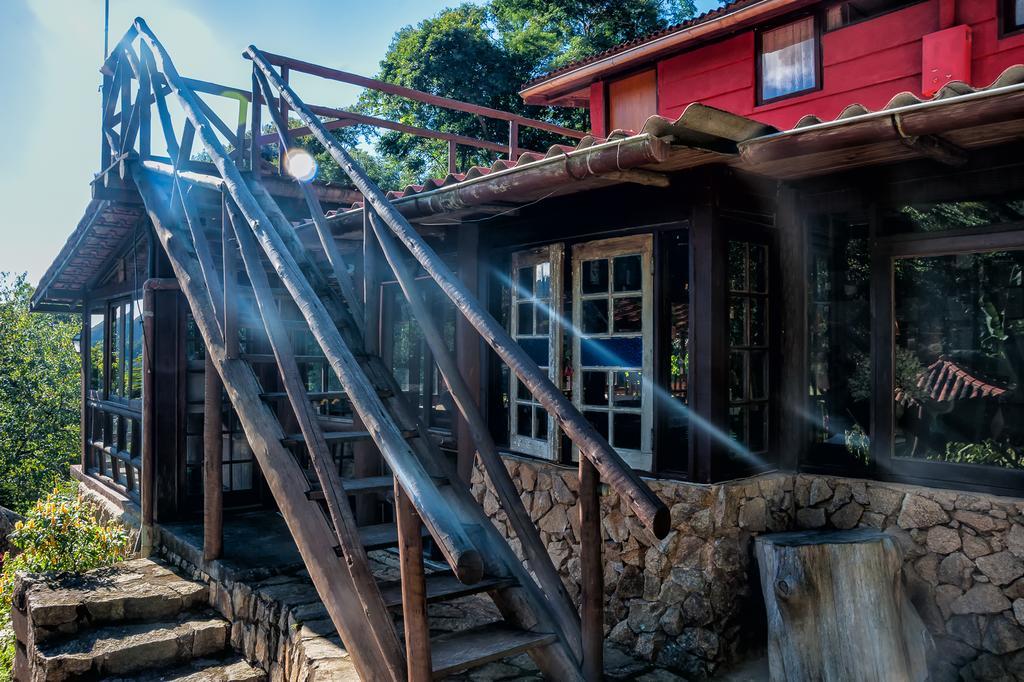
285;149;318;183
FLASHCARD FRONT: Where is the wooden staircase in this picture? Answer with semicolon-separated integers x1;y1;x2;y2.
106;17;670;681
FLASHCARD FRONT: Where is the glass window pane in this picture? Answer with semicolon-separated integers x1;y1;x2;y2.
89;312;105;393
613;413;642;450
612;371;642;408
750;351;768;401
728;242;747;292
750;245;768;293
536;305;550;335
750;297;767;346
613;297;643;334
109;305;123;398
760;17;817;101
729;298;747;346
535;263;551;299
729;406;747;445
582;299;609;335
582;371;609;406
729;351;746;402
1016;0;1024;27
517;405;533;437
749;404;767;453
613;255;642;292
517;379;532;401
534;407;548;440
517;266;534;297
894;250;1024;470
584;410;610;439
581;259;609;294
890;198;1024;234
517;302;534;335
129;298;144;400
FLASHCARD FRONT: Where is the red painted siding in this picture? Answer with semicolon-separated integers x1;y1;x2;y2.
598;0;1024;132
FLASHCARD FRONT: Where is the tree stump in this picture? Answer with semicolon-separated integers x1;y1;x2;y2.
755;528;933;682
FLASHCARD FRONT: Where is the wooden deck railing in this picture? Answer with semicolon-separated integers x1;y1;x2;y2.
84;399;142;503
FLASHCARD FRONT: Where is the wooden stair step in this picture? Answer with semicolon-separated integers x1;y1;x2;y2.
428;622;557;678
341;522;430;552
306;475;395;500
284;428;418;445
377;571;517;609
261;391;347;401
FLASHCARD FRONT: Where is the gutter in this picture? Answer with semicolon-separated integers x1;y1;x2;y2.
320;133;674;230
739;76;1024;164
519;0;808;104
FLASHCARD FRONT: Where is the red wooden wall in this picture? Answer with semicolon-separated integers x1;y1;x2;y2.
588;0;1024;135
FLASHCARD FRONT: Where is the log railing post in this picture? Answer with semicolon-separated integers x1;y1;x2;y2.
579;457;603;679
250;67;263;173
80;306;91;471
448;139;457;175
395;481;432;682
508;120;519;162
203;352;223;562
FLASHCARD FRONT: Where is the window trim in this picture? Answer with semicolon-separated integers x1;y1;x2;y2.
755;13;823;106
870;223;1024;496
509;244;564;460
571;234;655;470
822;0;928;33
1000;0;1024;38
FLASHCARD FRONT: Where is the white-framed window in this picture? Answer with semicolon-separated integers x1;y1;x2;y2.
509;244;564;459
572;235;654;470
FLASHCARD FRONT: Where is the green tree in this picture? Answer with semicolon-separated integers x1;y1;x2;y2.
0;274;80;513
297;0;699;187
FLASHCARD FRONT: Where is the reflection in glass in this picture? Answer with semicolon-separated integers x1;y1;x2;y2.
614;297;643;334
613;371;642;407
581;259;609;294
518;302;534;335
90;312;105;394
582;299;609;334
613;255;642;292
582;371;608;406
614;413;642;450
894;250;1024;470
729;298;746;346
535;263;551;298
517;266;534;296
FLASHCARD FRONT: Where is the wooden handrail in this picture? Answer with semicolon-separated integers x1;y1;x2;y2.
249;44;671;539
246;49;586;141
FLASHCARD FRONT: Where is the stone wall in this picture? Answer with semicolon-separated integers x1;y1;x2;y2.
470;455;1024;680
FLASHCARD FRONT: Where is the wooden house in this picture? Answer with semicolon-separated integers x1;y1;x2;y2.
25;0;1024;678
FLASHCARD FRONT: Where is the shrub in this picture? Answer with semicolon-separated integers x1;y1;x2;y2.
0;485;132;680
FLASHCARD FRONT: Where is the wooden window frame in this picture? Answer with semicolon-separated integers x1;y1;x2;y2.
509;244;564;460
571;235;655;470
1000;0;1024;37
871;223;1024;495
822;0;927;32
755;13;824;106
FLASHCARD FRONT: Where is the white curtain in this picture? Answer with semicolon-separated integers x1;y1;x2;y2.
761;17;816;101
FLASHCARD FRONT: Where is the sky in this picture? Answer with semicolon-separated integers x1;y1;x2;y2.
0;0;717;284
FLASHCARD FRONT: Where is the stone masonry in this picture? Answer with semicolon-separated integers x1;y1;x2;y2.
470;455;1024;681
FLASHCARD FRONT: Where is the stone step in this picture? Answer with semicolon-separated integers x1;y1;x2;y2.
102;656;266;681
32;612;230;681
22;559;209;643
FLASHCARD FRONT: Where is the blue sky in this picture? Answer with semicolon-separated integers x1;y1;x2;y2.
0;0;718;283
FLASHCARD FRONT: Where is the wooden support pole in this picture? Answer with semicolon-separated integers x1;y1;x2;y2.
579;457;603;680
140;285;155;555
250;46;669;539
250;67;263;173
354;208;384;525
777;186;806;472
222;194;239;360
448;139;457;175
508;120;519;162
80;306;91;471
203;352;223;562
394;481;433;682
455;224;480;485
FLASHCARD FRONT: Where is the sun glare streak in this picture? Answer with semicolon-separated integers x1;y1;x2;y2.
285;148;318;183
488;265;766;467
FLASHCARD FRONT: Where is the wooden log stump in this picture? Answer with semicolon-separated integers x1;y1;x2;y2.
755;528;933;682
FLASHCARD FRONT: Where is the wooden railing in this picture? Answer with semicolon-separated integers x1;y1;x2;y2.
99;24;585;186
84;398;142;502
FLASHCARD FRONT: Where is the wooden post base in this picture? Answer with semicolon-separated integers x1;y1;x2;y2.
755;528;933;682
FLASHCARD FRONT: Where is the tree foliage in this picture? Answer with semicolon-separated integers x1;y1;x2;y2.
0;274;80;514
298;0;699;189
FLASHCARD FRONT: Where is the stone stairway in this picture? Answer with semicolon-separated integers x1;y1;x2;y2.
12;558;264;682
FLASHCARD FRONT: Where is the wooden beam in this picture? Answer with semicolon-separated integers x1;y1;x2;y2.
579;457;603;680
776;185;806;472
252;46;670;539
202;353;223;562
394;481;432;682
455;224;480;485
